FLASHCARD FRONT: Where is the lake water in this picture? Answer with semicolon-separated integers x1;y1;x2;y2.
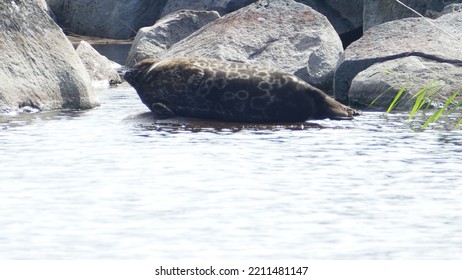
2;41;462;259
1;85;462;260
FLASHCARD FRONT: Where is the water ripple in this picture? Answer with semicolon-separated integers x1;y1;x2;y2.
1;87;462;259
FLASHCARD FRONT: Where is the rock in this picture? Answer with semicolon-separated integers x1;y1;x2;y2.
295;0;364;46
364;0;462;31
428;3;462;18
334;11;462;109
1;0;98;112
36;0;56;19
161;0;364;39
76;41;123;86
160;0;256;17
161;0;343;92
126;10;220;68
349;57;462;109
46;0;168;39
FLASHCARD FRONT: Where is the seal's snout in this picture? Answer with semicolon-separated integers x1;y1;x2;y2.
124;58;162;86
123;68;138;83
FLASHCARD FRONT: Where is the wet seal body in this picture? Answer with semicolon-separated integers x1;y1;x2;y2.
124;57;359;122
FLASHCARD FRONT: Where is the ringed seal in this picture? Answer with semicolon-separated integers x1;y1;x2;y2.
124;57;359;122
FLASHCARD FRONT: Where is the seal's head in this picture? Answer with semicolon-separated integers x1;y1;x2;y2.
123;58;160;88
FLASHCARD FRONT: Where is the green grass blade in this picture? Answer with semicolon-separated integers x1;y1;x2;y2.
408;82;441;120
421;90;460;129
409;87;429;120
370;88;390;107
387;85;408;113
423;84;441;110
455;118;462;129
444;90;462;116
445;91;462;130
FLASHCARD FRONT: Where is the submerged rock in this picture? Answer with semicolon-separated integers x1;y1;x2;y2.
334;11;462;109
126;10;220;68
161;0;343;93
76;41;123;86
1;0;98;112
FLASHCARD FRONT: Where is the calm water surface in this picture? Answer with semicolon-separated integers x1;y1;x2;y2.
1;86;462;259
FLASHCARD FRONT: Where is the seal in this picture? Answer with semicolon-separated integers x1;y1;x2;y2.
124;57;359;122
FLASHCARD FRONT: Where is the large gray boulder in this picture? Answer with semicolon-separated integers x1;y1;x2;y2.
161;0;343;92
334;11;462;109
126;10;220;68
36;0;55;19
76;41;123;86
349;57;462;109
364;0;462;31
296;0;363;36
46;0;168;39
160;0;256;17
1;0;98;112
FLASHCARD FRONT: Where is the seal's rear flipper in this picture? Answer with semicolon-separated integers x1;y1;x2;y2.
322;95;361;120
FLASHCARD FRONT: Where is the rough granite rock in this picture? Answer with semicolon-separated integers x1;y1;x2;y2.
126;10;220;68
334;11;462;109
161;0;343;92
160;0;256;17
76;41;123;85
36;0;55;19
349;57;462;109
442;3;462;14
46;0;168;39
364;0;462;31
1;0;98;112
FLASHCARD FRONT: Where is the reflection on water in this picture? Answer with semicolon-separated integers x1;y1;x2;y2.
1;86;462;260
132;116;324;134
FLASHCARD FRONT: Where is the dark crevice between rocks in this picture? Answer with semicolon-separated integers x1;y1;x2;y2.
340;26;363;49
225;0;258;14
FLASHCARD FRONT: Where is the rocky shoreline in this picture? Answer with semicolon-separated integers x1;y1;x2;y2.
2;0;462;113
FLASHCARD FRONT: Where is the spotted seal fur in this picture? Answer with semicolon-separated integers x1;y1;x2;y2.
124;57;359;122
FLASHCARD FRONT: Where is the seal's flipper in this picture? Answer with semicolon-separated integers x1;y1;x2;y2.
323;96;361;120
152;102;175;118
